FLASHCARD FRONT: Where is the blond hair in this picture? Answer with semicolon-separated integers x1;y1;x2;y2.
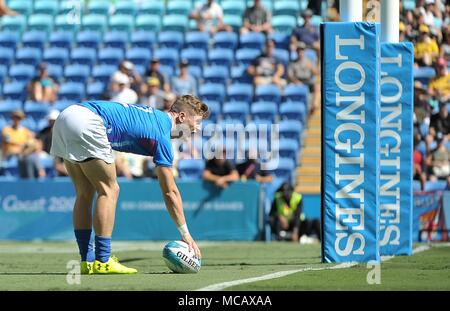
170;94;209;119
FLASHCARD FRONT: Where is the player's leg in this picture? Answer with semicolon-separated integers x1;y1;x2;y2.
64;159;96;274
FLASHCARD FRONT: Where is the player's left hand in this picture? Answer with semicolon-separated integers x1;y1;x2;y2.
182;233;202;259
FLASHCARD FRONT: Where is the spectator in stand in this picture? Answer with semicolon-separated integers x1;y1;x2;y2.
414;24;440;66
110;72;138;105
428;57;450;103
429;135;450;182
413;135;427;191
145;58;170;93
236;153;273;183
440;26;450;63
429;101;450;141
143;77;165;109
0;0;18;16
419;0;442;30
247;39;286;88
1;110;34;160
190;0;232;34
114;151;148;179
203;149;239;189
240;0;272;34
27;63;59;103
290;9;320;53
18;138;52;179
111;60;143;97
161;92;176;113
171;60;197;96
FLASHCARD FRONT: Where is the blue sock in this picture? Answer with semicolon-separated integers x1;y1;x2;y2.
95;236;111;263
74;229;95;262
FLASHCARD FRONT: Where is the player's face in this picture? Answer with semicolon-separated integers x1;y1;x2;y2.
186;113;202;133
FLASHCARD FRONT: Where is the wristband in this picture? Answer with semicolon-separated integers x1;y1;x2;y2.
178;224;190;236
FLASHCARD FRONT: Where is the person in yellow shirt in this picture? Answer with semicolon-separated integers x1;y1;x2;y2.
415;24;440;67
428;57;450;102
1;110;34;159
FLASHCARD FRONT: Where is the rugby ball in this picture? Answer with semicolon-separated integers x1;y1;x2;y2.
162;241;201;274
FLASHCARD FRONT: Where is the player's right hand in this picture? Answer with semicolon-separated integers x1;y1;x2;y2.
182;233;201;259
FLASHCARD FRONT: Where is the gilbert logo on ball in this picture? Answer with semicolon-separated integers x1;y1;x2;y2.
163;241;201;274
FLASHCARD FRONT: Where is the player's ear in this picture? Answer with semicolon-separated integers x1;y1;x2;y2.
178;111;186;123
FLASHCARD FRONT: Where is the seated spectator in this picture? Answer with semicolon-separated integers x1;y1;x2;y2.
38;109;59;154
428;57;450;104
430;135;450;181
110;72;138;105
171;60;197;96
114;151;148;179
144;58;170;93
190;0;232;34
429;101;450;141
240;0;272;34
111;60;143;97
290;9;320;52
161;92;176;113
203;150;239;188
236;150;273;182
419;0;440;29
440;26;450;63
288;42;318;90
413;136;427;191
414;24;440;67
27;63;59;103
247;39;286;88
1;110;34;160
143;77;165;109
18;138;51;179
0;0;18;16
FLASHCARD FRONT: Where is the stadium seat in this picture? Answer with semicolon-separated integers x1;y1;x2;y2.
92;64;117;83
166;0;192;16
208;48;234;68
235;48;260;67
187;65;202;80
251;102;278;122
0;64;7;83
213;32;238;51
54;14;79;34
0;47;14;66
140;1;165;15
185;31;210;51
115;1;137;16
272;157;296;181
222;101;250;122
162;15;189;33
27;14;54;33
81;14;108;33
98;48;125;66
2;82;27;101
46;64;63;82
227;83;253;102
1;15;27;33
274;48;290;68
135;14;161;32
54;100;74;112
278;139;300;162
231;65;252;84
58;82;85;102
87;0;110;15
413;180;422;192
126;48;152;68
240;32;266;50
0;31;20;50
131;31;156;49
0;100;22;119
177;159;205;180
49;31;73;49
22;31;47;50
87;81;107;100
76;31;102;49
70;47;97;66
255;84;281;104
1;156;19;177
15;48;42;66
270;32;290;50
43;47;69;66
23;101;50;121
203;100;220;122
273;1;300;17
9;64;35;82
223;15;242;32
199;83;226;103
311;15;323;27
103;31;129;50
203;66;229;85
284;84;309;103
279;102;306;122
279;120;303;141
180;48;207;67
414;67;436;86
159;64;175;78
272;15;297;33
34;0;59;15
159;31;185;50
64;64;91;84
108;14;134;33
8;0;33;16
424;180;449;192
154;48;179;69
222;0;246;16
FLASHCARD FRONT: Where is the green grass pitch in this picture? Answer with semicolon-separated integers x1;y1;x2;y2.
0;241;449;291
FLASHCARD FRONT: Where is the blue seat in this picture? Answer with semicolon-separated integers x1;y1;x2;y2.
177;159;205;180
0;31;20;50
159;31;184;50
108;14;134;33
103;31;129;50
270;32;290;50
1;15;27;33
0;64;8;83
92;64;117;83
284;84;309;103
15;48;42;66
223;14;242;32
188;65;202;80
98;48;125;66
213;32;238;50
54;14;79;34
231;65;252;84
159;64;174;78
46;64;63;82
280;102;306;122
87;0;110;15
131;31;156;49
81;14;108;33
166;1;192;16
87;82;107;100
1;156;20;177
199;83;226;103
251;102;277;122
64;64;90;84
279;120;303;140
0;100;22;119
8;0;33;16
203;66;229;85
22;31;47;50
0;47;14;66
54;100;74;112
2;82;27;101
272;157;296;181
185;31;210;51
208;48;234;68
203;100;220;122
278;139;300;162
274;48;290;68
235;48;260;67
115;1;137;16
414;67;436;86
227;83;253;102
135;14;161;32
27;14;54;33
154;48;179;69
44;47;69;66
9;64;35;83
273;1;300;17
180;48;207;67
58;82;85;102
239;32;266;50
49;31;74;49
140;1;165;15
255;84;281;103
222;102;250;121
222;0;246;16
71;47;97;66
23;101;50;121
305;48;318;64
162;14;189;33
126;48;152;68
272;15;297;33
34;0;59;15
76;31;102;49
424;180;449;192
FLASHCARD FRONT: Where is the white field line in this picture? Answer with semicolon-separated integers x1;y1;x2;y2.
196;244;443;291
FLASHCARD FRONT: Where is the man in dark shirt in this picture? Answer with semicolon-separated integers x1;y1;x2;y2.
430;102;450;141
236;158;273;183
290;9;320;52
145;58;170;92
247;39;285;88
240;0;272;34
203;150;239;188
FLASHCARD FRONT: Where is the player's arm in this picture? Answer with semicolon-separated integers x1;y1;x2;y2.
156;165;201;258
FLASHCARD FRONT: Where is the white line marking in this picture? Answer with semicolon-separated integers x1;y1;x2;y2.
196;244;444;291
